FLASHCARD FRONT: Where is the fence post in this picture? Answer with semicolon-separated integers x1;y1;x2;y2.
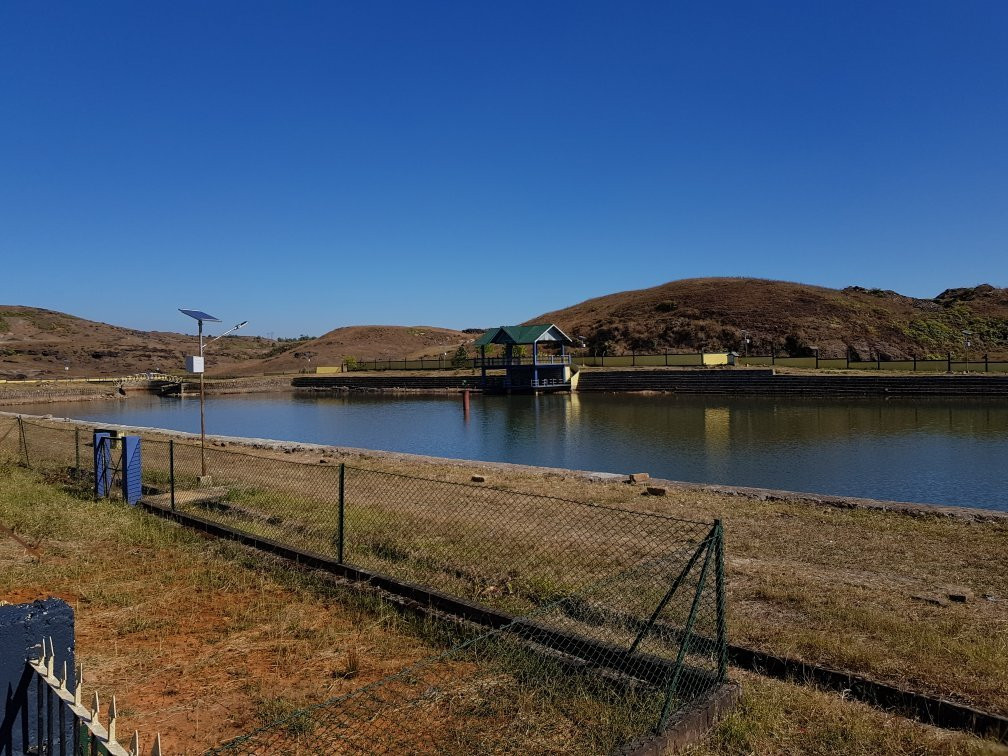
337;463;346;563
985;353;989;372
632;350;636;367
665;350;668;367
913;355;917;371
947;352;952;372
17;416;29;468
75;427;81;478
169;440;175;511
714;519;726;684
877;354;881;371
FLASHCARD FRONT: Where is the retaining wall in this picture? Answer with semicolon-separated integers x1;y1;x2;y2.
576;369;1008;397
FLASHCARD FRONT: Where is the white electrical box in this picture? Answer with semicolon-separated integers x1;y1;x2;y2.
186;355;205;374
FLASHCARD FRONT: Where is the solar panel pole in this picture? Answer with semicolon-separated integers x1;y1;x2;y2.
199;318;207;477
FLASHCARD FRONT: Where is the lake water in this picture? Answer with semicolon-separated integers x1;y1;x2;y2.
11;392;1008;511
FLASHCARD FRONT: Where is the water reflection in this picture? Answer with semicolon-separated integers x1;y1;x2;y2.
11;392;1008;510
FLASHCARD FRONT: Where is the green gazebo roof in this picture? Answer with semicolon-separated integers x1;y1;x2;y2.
473;324;574;347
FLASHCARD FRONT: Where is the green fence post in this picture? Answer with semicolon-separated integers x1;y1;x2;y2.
913;355;917;371
985;353;989;372
169;439;176;511
715;519;726;684
75;427;81;477
657;537;714;732
337;463;346;563
17;416;29;468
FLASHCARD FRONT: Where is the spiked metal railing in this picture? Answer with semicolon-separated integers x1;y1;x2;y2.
12;638;160;756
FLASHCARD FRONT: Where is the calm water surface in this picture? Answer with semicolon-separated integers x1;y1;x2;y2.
13;393;1008;511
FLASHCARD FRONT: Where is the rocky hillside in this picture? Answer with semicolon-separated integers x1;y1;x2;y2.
528;278;1008;360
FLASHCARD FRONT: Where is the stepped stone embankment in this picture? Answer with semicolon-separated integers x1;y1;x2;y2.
576;369;1008;396
292;374;477;392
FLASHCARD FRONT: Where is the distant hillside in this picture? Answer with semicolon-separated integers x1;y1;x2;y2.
0;306;273;379
227;325;473;374
528;278;1008;360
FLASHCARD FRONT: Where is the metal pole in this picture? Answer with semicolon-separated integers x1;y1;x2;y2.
59;692;66;756
714;520;726;683
18;415;29;468
36;670;43;754
657;539;714;731
169;439;176;511
337;463;345;563
47;680;53;756
199;319;207;477
75;427;81;478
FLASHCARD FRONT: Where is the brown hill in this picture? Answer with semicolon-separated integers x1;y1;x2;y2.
246;325;473;374
528;278;1008;360
0;306;274;380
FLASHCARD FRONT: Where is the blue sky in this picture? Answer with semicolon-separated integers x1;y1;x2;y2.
2;1;1006;337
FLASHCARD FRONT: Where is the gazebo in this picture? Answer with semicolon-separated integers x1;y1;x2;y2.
472;324;575;393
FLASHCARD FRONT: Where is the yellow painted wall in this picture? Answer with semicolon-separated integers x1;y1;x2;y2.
701;353;729;366
315;365;344;374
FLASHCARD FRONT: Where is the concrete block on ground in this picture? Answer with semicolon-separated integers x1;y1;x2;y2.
911;593;951;607
946;586;975;603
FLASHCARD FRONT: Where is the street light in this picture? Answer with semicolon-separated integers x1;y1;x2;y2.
741;331;750;357
963;330;973;373
179;309;248;481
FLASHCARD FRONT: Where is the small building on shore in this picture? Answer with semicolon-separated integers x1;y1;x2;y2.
473;324;575;393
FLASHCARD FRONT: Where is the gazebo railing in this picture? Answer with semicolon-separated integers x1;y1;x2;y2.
475;355;571;368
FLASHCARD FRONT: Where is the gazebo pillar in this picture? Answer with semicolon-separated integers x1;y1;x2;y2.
533;340;539;387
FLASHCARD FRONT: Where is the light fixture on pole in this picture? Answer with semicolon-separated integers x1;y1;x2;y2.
962;330;973;373
179;309;248;482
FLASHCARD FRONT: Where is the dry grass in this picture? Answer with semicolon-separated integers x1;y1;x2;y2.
2;455;1007;753
688;671;1007;756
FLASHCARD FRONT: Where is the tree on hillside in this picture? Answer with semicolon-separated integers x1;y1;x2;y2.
451;345;469;368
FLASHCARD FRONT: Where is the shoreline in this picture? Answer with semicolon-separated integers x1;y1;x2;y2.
5;410;1004;522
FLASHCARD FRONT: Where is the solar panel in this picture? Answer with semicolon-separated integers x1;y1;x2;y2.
179;308;221;322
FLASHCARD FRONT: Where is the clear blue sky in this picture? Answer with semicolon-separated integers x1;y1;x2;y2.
2;1;1006;337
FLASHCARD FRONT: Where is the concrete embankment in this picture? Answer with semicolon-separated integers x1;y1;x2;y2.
293;368;1008;396
292;374;478;392
0;382;121;406
577;369;1008;396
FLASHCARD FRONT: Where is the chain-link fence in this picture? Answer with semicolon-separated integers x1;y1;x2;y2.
208;544;723;755
0;415;727;753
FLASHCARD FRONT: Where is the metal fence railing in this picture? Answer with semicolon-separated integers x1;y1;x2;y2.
6;638;151;756
345;351;1008;372
0;414;728;753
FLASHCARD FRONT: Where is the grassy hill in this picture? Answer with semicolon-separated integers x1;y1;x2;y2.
528;278;1008;360
242;324;473;374
0;306;273;379
0;307;474;378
